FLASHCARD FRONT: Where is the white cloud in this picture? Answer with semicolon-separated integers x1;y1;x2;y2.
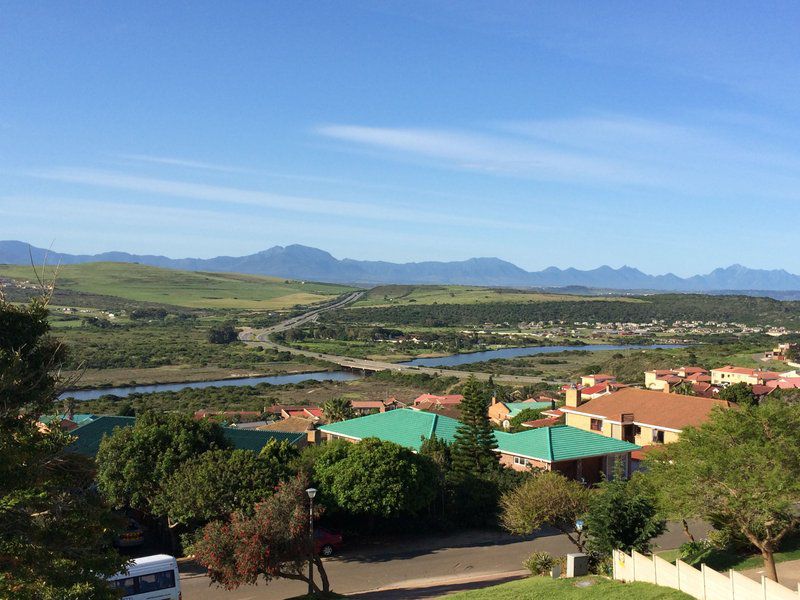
117;154;253;174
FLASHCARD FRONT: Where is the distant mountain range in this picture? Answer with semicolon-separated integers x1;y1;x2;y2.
3;240;800;293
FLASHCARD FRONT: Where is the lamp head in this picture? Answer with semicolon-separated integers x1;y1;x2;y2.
306;487;317;499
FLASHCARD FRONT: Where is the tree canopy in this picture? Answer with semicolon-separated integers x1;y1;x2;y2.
1;298;127;599
645;401;800;582
501;471;591;552
451;376;499;479
96;411;229;515
718;382;757;406
194;475;331;594
314;437;437;519
321;396;356;423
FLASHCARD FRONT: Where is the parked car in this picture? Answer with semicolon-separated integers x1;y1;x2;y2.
114;518;145;548
314;528;343;557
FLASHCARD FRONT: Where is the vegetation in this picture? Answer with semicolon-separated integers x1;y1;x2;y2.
331;293;800;327
718;382;757;406
508;407;547;431
321;397;356;423
523;551;557;576
0;298;127;599
451;376;500;479
445;576;692;599
585;469;666;556
207;321;238;344
501;471;591;552
314;438;438;520
0;262;354;309
194;475;331;594
645;400;800;582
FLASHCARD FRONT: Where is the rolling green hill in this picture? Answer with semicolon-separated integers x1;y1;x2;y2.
0;262;355;310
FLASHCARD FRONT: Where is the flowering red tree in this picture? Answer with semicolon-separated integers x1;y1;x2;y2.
194;475;330;594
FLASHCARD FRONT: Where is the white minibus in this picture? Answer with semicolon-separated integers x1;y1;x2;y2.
108;554;181;600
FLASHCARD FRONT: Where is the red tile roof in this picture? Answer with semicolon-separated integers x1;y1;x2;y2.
563;388;733;431
413;394;463;406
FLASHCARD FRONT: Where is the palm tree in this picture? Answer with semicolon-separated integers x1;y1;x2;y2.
321;397;356;423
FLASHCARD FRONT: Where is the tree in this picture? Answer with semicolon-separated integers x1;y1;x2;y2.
259;438;300;482
194;475;331;594
1;298;127;599
207;322;238;344
501;471;591;552
718;382;757;406
96;412;229;517
508;407;545;431
153;448;285;529
585;467;666;556
321;396;355;423
645;401;800;582
451;376;499;479
673;382;696;397
314;438;437;519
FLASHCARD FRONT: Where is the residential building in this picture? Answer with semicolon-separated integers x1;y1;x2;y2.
580;373;616;387
318;408;639;482
710;366;782;387
644;367;709;391
67;415;307;457
561;387;732;447
412;393;463;407
487;398;554;425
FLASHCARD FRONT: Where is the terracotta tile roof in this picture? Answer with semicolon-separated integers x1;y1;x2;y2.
413;394;463;406
751;385;774;396
562;387;732;431
521;416;563;428
351;401;387;409
685;373;711;382
712;366;782;379
258;416;314;433
580;383;610;395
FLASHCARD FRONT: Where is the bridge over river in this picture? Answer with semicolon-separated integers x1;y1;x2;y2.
239;291;546;386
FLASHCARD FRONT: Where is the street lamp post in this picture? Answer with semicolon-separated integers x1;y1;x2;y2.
306;487;317;596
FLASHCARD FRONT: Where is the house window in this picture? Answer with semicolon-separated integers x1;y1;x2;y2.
652;429;665;443
513;456;531;467
590;418;603;431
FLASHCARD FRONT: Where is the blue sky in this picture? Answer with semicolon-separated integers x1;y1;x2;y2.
2;1;800;276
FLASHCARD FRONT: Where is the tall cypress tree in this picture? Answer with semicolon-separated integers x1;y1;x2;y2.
451;376;499;479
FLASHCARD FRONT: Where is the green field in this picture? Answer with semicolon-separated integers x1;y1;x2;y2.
0;262;355;310
447;576;690;599
354;285;643;307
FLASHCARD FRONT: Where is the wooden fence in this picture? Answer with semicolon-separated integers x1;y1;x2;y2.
612;549;798;600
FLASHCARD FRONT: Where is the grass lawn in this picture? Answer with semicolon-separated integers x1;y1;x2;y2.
354;285;642;307
446;576;691;599
0;262;355;309
657;534;800;572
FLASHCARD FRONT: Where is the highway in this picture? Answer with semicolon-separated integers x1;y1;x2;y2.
239;292;546;385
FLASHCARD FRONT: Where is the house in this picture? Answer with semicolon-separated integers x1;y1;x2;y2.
487;398;554;425
38;413;99;433
644;367;709;391
351;398;404;415
66;415;307;457
710;366;782;387
580;374;616;387
318;408;639;482
281;407;323;420
560;387;732;447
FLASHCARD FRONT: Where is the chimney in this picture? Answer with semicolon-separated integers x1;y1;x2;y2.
663;383;671;394
306;428;321;446
565;386;582;408
491;396;497;406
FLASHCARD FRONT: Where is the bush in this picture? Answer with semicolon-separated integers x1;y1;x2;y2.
524;551;555;576
207;322;238;344
678;540;715;566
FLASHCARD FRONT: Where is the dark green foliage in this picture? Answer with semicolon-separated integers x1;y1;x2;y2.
96;411;229;515
154;448;288;527
0;299;127;599
718;382;757;406
508;407;546;431
645;401;800;581
321;396;355;423
314;438;438;519
258;438;300;482
451;376;499;480
207;321;238;344
585;469;666;556
326;294;800;327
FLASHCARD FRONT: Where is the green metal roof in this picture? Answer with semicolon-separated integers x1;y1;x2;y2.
503;401;553;418
67;416;304;457
39;413;99;425
319;410;639;462
319;408;461;451
494;425;639;463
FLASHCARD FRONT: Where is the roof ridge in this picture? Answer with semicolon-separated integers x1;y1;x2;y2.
546;426;554;462
429;413;438;439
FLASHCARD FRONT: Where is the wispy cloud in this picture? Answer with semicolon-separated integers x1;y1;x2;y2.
316;124;652;185
24;167;541;232
117;154;253;173
316;117;800;200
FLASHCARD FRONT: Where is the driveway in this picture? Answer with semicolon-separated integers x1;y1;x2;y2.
181;521;706;599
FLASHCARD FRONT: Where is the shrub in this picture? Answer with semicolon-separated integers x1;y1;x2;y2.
524;551;555;576
678;540;715;566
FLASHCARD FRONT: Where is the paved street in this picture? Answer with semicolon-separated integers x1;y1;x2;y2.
182;521;708;599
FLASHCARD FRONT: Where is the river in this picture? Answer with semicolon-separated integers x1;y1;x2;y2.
62;343;685;401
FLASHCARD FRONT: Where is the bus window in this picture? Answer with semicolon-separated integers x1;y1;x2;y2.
112;577;137;595
139;570;176;592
